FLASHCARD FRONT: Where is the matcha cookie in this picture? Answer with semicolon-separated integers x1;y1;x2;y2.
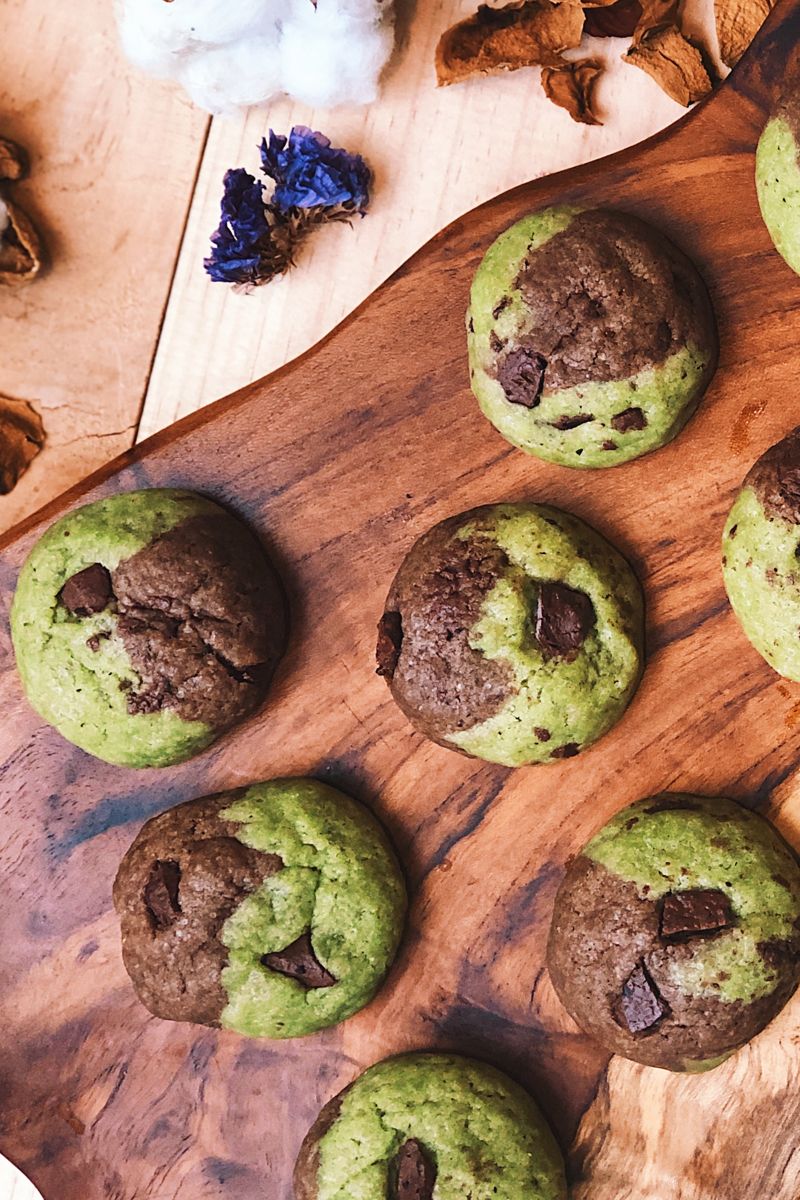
467;206;717;468
756;89;800;275
375;502;644;767
294;1053;566;1200
113;778;407;1038
722;426;800;679
547;794;800;1071
11;488;287;767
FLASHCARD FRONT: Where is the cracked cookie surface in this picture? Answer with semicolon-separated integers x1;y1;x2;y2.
376;502;644;766
294;1053;566;1200
113;778;407;1038
468;206;717;468
11;488;287;767
547;794;800;1071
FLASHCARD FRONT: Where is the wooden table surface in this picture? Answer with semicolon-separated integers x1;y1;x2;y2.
0;0;721;536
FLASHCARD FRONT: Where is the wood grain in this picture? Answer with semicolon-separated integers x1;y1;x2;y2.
137;0;721;439
0;0;207;534
1;5;800;1197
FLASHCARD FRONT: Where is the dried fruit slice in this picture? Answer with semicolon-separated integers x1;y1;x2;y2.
436;0;585;84
0;137;28;183
0;393;45;494
584;0;642;36
716;0;774;66
624;25;713;106
541;59;604;125
0;197;43;287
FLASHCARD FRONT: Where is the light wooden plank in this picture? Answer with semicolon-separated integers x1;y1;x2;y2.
0;0;207;533
139;0;720;439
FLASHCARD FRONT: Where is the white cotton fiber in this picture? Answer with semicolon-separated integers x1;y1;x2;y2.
116;0;396;114
281;17;395;108
178;37;283;113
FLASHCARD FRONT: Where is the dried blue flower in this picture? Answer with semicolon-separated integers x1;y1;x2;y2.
206;130;372;288
260;126;371;215
204;168;293;286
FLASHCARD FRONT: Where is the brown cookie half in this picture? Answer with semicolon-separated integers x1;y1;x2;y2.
505;209;715;393
60;511;287;734
113;793;282;1026
547;853;800;1070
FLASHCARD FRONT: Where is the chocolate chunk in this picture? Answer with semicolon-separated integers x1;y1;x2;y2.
261;931;336;989
60;563;113;616
144;860;181;931
489;330;504;353
391;1139;436;1200
492;296;510;319
602;440;617;451
497;347;547;408
376;610;403;679
611;406;647;433
534;726;551;742
551;742;580;759
550;413;593;430
620;961;668;1033
660;889;735;940
584;0;642;36
86;631;110;652
534;582;595;659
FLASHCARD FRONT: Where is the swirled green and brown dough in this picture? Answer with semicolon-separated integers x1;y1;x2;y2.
467;206;717;468
293;1053;566;1200
113;778;407;1039
376;502;644;766
547;794;800;1071
11;488;287;767
722;426;800;680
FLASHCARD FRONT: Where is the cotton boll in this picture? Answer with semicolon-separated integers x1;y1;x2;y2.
116;0;396;112
282;17;394;107
168;0;279;47
178;37;283;115
121;0;276;51
117;6;186;77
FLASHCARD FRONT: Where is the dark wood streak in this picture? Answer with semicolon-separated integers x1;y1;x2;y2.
3;7;800;1198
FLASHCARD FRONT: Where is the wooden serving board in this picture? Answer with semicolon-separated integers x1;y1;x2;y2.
2;7;800;1196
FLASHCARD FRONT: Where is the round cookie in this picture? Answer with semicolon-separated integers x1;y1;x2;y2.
375;502;644;767
547;794;800;1071
467;206;718;468
756;89;800;275
11;488;287;767
293;1053;566;1200
113;778;407;1038
722;426;800;679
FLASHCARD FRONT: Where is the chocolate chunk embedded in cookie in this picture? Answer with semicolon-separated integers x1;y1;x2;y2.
375;502;643;766
293;1054;566;1200
11;488;287;767
113;779;407;1038
547;794;800;1071
467;206;717;468
722;427;800;680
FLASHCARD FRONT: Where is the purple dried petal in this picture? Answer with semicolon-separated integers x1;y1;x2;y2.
204;168;293;286
260;126;371;214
